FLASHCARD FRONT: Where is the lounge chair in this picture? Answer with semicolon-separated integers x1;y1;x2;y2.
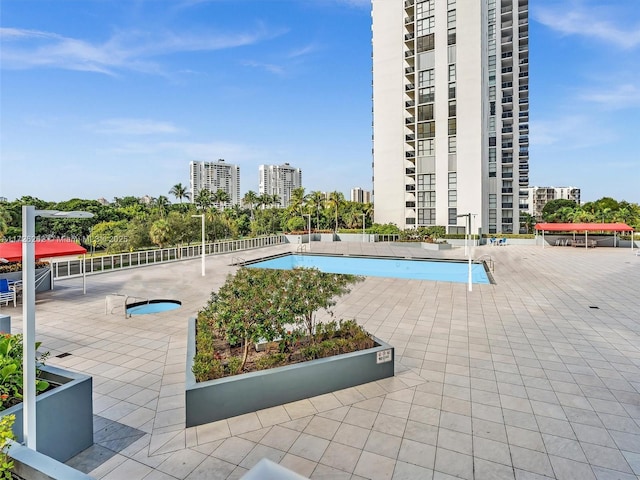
0;279;16;307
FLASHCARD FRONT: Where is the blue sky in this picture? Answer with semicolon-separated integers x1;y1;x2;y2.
1;0;639;204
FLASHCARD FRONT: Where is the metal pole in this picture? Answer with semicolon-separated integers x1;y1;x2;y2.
362;213;366;242
201;214;206;276
22;206;36;450
467;214;472;293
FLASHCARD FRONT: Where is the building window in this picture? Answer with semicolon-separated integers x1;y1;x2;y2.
417;121;435;139
419;87;435;104
447;0;456;8
489;162;496;177
418;208;436;224
489;147;496;162
448;172;457;189
448;118;456;135
449;82;456;99
417;16;435;36
447;9;456;27
417;34;435;53
417;191;435;207
416;0;434;19
448;191;457;207
448;100;456;117
489;136;496;147
418;104;434;121
448;208;458;224
448;28;456;45
418;69;435;88
448;64;456;82
417;174;435;191
418;139;435;156
489;194;497;208
448;136;457;154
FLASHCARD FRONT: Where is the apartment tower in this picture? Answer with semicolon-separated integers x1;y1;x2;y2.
259;163;303;208
372;0;529;234
190;159;241;207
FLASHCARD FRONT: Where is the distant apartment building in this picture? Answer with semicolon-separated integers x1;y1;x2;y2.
351;187;372;204
190;159;241;207
372;0;530;234
526;186;581;219
259;163;302;208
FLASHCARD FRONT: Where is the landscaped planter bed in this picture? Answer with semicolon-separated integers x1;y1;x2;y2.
185;317;394;427
1;365;93;463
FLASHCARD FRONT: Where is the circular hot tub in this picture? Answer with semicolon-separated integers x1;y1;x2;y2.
126;299;182;316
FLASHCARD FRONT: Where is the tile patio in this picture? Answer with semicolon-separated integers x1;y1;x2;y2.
3;241;640;479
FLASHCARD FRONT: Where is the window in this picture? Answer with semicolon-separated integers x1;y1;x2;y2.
449;82;456;99
489;136;496;147
417;191;435;207
448;172;457;189
418;104;434;121
417;121;435;139
417;34;435;53
448;208;458;224
489;194;497;208
447;0;456;9
448;100;456;117
489;86;496;101
417;16;435;36
448;28;456;45
488;55;496;69
418;69;435;88
418;139;435;156
489;147;496;162
448;191;457;207
489;116;496;132
416;0;434;19
418;208;436;224
448;118;456;135
448;64;456;82
489;163;496;177
417;174;435;190
419;86;435;104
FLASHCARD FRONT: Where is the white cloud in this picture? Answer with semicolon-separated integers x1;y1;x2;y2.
533;2;640;49
579;83;640;109
530;114;617;149
241;60;285;75
0;25;282;75
92;119;184;135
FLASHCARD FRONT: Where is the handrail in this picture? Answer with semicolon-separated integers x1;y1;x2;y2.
476;254;494;272
231;256;246;265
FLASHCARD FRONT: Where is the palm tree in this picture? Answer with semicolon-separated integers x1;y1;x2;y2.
307;191;325;230
242;190;259;220
213;189;230;209
169;183;189;203
288;187;306;215
0;206;11;240
155;195;171;218
194;188;213;210
326;191;345;232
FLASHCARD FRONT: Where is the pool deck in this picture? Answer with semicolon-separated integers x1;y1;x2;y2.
3;241;640;479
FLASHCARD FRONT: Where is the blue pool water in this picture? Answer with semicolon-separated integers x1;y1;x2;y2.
127;300;182;315
246;254;490;284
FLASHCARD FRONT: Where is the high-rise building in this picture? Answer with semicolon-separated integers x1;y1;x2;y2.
259;163;303;208
351;187;372;204
372;0;529;234
526;186;581;219
190;159;240;207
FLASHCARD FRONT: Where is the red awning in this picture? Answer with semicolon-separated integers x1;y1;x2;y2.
535;222;634;232
0;240;87;262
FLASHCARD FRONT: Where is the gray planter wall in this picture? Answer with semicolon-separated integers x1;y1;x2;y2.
1;365;93;463
186;318;394;427
0;267;51;292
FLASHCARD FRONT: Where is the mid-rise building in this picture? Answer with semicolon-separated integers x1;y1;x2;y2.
526;186;581;219
351;187;372;204
372;0;529;234
190;159;240;207
258;163;303;208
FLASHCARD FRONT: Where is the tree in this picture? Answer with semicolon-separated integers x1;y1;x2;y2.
287;187;306;217
150;219;171;248
0;207;11;240
519;212;536;234
541;199;578;222
169;183;189;203
212;189;230;209
242;191;259;220
307;191;325;230
153;195;171;219
326;191;345;232
194;189;213;210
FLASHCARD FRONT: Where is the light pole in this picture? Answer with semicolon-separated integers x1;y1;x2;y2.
456;213;473;292
22;206;94;451
191;214;205;276
362;213;366;243
303;214;311;251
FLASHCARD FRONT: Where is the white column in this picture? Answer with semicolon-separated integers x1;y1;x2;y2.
22;206;37;450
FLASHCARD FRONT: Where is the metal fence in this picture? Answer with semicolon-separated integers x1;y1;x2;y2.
51;235;285;281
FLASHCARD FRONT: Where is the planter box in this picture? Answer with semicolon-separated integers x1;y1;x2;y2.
1;365;93;463
421;242;451;251
0;267;51;293
319;233;335;242
186;318;394;427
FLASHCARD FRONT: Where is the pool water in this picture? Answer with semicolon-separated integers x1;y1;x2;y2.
246;254;490;284
127;300;182;315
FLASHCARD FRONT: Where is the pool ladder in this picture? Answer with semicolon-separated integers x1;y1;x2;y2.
231;256;246;266
476;254;494;273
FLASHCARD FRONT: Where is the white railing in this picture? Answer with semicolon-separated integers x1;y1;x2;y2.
51;235;285;281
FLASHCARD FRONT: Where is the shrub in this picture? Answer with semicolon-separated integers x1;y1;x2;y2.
255;353;288;370
286;217;306;232
0;414;14;479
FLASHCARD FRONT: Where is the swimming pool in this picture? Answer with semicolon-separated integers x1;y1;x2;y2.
127;299;182;315
245;254;490;284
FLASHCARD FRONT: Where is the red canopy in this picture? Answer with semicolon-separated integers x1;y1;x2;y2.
0;240;87;262
535;222;634;232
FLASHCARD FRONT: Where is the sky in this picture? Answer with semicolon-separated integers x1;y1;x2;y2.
0;0;639;204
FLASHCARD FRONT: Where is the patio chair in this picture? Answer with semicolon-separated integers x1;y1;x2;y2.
0;279;16;307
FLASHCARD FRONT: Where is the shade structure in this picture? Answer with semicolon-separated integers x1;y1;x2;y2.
0;239;87;262
535;222;633;232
